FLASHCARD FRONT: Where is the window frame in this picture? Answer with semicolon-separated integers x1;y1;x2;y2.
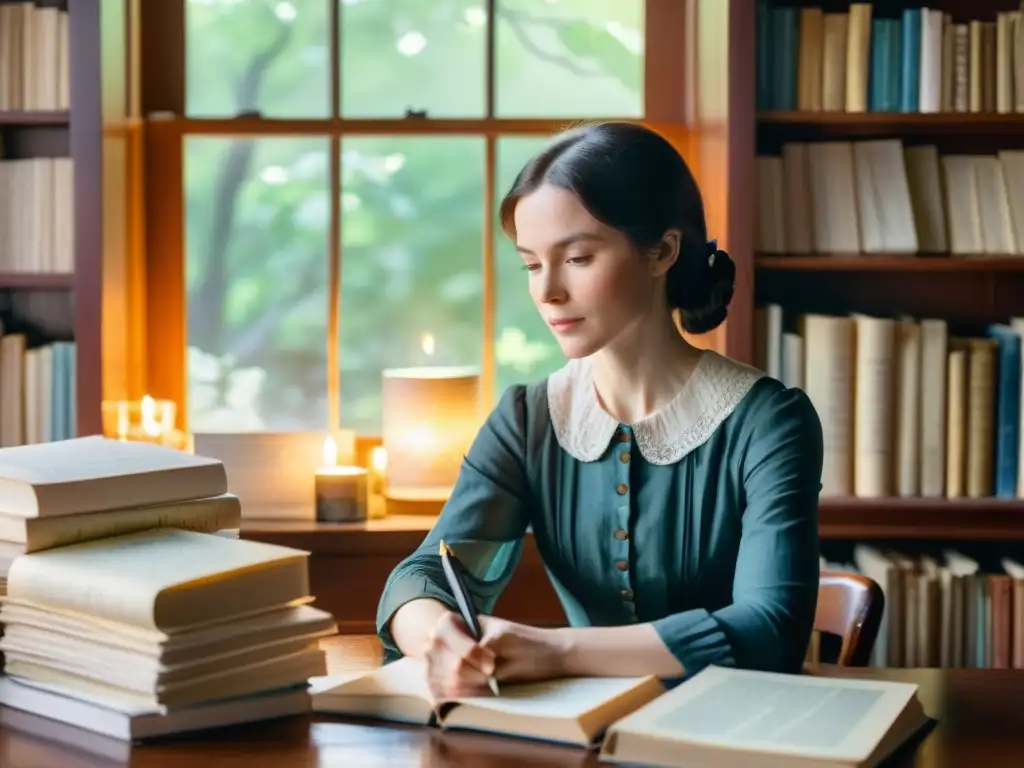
139;0;692;435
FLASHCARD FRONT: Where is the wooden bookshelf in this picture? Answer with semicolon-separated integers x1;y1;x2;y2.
759;110;1024;134
757;254;1024;272
0;273;75;290
0;2;105;438
0;110;70;126
819;498;1024;541
706;0;1024;544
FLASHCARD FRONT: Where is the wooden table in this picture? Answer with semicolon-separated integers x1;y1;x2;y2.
2;637;1024;767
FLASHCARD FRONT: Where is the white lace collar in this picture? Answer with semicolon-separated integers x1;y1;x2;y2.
546;350;765;465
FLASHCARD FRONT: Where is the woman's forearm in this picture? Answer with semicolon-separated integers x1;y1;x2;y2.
554;623;685;679
388;598;450;659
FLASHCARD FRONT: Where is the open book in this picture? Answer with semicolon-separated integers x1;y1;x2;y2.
312;660;930;764
309;656;665;747
600;665;930;767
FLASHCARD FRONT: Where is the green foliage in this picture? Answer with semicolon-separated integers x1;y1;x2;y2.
183;0;643;433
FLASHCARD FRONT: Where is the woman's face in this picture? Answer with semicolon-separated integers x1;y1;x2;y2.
513;183;668;359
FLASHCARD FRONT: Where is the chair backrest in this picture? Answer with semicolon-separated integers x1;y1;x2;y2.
813;570;885;667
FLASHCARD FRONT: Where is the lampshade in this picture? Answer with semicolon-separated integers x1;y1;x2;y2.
381;365;481;501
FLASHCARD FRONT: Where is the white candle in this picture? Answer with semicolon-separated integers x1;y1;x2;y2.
381;365;481;501
314;436;368;522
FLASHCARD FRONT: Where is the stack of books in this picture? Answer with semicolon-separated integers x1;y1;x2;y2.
0;436;245;598
0;436;337;741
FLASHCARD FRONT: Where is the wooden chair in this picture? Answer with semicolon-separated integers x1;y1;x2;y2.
811;571;885;667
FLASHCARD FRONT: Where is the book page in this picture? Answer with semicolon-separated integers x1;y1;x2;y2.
609;666;919;761
312;659;653;721
5;528;307;629
311;657;431;702
453;676;652;718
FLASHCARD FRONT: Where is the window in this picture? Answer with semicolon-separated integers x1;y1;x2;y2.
173;0;646;434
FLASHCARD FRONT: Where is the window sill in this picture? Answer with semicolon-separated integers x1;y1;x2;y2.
241;513;438;554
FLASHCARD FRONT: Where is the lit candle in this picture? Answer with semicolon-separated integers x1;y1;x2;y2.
315;435;368;523
116;401;129;441
103;395;178;446
367;446;388;519
381;332;481;501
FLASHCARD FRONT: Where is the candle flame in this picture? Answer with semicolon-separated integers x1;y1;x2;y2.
116;401;129;440
140;394;161;437
371;445;388;471
322;435;338;467
420;333;435;356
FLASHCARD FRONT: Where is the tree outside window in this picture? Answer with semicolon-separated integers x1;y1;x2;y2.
182;0;644;435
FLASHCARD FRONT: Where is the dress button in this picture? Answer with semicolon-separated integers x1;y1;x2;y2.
613;528;628;541
616;483;628;495
619;451;630;464
620;588;634;600
617;430;630;443
615;560;629;572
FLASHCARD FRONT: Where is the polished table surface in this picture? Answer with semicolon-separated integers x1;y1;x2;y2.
2;636;1024;767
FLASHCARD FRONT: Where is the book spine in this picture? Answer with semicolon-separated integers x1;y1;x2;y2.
901;9;921;113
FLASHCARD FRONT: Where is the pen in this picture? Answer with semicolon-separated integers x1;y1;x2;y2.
439;539;500;696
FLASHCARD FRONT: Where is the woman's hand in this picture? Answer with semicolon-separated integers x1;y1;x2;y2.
423;611;497;701
423;612;570;701
479;615;569;684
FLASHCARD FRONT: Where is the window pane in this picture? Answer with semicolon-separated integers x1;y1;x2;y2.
185;137;330;432
339;137;485;433
494;136;565;397
340;0;486;118
496;0;644;118
186;0;330;118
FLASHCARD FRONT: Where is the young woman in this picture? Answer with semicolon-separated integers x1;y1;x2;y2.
376;121;824;700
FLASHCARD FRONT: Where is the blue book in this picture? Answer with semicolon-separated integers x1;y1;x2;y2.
887;17;903;111
987;325;1022;499
772;7;798;111
869;19;888;111
900;9;921;112
869;19;902;112
756;0;774;110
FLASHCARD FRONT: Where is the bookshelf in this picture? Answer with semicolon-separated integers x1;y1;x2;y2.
735;0;1024;541
759;110;1024;130
0;110;69;126
0;0;104;439
736;0;1024;668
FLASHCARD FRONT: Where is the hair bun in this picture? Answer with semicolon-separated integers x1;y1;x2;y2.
678;241;735;335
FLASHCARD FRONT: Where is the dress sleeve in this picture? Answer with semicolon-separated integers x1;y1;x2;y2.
375;385;534;660
651;384;823;676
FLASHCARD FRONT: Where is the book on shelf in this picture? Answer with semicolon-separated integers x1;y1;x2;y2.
756;139;1024;257
311;658;930;767
755;308;1024;500
824;547;1024;670
0;155;75;274
757;1;1024;115
0;2;69;112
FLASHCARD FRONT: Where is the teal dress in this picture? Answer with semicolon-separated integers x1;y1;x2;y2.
376;350;824;678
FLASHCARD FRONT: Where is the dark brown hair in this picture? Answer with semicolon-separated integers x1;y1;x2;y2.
498;122;735;335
